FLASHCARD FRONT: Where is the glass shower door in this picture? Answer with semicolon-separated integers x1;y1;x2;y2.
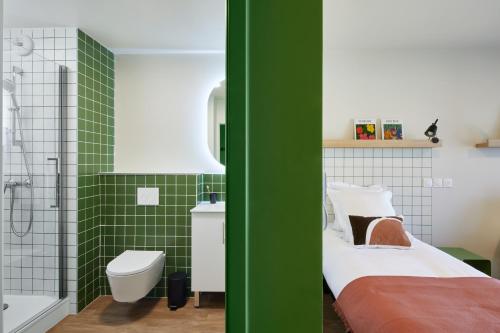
2;46;66;332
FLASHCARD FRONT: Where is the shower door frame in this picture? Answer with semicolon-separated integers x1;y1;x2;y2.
57;65;68;300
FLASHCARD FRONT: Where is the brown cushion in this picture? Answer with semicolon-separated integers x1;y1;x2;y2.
348;215;410;248
369;218;411;247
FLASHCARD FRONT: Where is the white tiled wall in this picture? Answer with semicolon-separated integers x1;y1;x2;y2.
323;147;432;243
2;27;78;313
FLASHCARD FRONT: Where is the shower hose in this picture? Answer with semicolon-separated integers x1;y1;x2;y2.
8;107;34;237
8;184;34;237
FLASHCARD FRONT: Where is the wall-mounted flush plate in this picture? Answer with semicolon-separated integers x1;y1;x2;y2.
443;178;453;188
423;178;433;188
137;187;159;206
433;178;443;188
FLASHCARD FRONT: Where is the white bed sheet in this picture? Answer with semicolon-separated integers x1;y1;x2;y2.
323;227;487;298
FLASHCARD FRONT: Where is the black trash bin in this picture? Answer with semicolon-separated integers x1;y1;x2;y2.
168;272;187;310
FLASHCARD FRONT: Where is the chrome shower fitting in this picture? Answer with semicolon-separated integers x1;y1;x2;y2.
4;179;19;193
4;177;34;237
3;178;31;193
12;35;34;56
3;65;34;237
12;65;23;75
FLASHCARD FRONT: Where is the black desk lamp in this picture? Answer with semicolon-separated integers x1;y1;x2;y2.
425;119;439;143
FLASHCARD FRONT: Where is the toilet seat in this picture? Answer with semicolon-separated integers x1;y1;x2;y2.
106;250;164;276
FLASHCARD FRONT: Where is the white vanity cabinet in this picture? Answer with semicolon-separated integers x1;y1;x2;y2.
191;202;225;307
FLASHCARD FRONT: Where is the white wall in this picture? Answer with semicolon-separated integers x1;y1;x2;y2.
114;54;225;173
324;47;500;277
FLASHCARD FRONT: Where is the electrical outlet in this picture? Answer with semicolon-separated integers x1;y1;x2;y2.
443;178;453;188
433;178;443;188
423;178;433;188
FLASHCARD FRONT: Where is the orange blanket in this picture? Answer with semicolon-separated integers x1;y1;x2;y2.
335;276;500;333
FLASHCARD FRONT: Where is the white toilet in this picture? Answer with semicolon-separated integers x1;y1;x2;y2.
106;250;165;302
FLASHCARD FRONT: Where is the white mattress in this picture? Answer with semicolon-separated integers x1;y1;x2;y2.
323;228;487;298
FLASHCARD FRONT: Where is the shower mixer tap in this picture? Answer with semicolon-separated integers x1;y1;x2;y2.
4;179;20;193
4;178;32;193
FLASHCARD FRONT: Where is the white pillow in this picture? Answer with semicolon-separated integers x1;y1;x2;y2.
325;185;386;233
331;189;396;243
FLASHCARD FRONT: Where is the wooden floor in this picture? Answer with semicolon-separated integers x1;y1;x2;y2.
49;294;225;333
49;294;345;333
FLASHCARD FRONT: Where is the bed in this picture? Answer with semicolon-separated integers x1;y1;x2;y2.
323;228;500;332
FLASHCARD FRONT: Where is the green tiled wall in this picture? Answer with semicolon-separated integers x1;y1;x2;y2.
197;174;226;202
99;174;198;297
77;30;115;311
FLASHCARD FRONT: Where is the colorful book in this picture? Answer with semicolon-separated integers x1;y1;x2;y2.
382;119;403;140
354;119;377;140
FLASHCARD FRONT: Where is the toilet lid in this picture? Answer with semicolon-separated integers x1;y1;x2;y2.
106;250;164;276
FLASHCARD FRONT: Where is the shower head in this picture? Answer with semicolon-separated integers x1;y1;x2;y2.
3;78;16;94
4;66;23;94
12;35;34;57
3;78;19;109
12;66;23;76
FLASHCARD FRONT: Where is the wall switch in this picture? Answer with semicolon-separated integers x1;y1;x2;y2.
137;187;159;206
443;178;453;188
433;178;443;188
423;178;433;188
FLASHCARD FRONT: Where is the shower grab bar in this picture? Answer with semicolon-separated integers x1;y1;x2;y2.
47;157;60;208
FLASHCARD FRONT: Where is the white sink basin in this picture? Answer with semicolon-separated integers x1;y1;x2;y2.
191;201;225;213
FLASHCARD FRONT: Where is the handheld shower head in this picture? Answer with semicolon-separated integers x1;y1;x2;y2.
12;66;23;76
3;66;24;95
3;78;16;94
3;78;19;109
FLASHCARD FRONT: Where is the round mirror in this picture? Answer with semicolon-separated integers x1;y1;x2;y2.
207;80;226;165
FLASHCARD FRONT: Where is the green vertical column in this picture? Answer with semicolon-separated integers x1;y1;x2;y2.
226;0;248;330
226;0;323;332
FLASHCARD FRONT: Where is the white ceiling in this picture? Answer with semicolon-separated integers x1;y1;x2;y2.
5;0;500;53
4;0;226;52
325;0;500;50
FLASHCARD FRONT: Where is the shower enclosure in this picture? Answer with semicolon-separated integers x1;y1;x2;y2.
2;32;67;332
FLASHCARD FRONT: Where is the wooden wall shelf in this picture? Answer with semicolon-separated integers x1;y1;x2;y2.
323;139;442;148
476;139;500;148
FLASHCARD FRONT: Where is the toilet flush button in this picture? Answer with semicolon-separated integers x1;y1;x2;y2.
423;178;433;188
137;187;159;206
433;178;443;188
